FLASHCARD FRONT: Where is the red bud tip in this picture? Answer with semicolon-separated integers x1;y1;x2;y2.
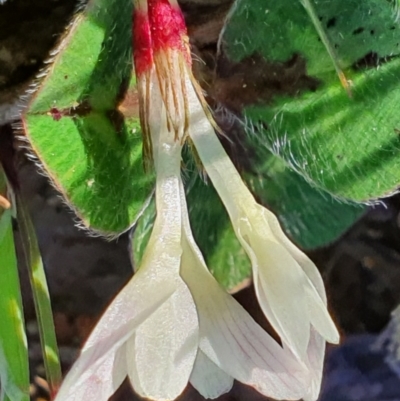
133;10;153;75
148;0;188;54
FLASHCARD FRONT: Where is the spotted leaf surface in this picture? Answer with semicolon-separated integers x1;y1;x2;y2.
223;0;400;201
22;0;154;234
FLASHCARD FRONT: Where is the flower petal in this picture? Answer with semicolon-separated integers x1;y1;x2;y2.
181;240;308;400
127;279;198;401
302;328;326;401
239;208;337;400
247;232;311;358
238;209;338;355
266;209;337;400
179;182;309;400
265;209;327;301
112;343;129;391
55;346;125;401
53;270;178;401
266;210;339;342
190;349;234;399
119;334;145;396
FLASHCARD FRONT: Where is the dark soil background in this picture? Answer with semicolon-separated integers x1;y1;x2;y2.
1;0;400;400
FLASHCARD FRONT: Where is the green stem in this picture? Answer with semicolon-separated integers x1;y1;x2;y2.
16;197;62;398
300;0;352;96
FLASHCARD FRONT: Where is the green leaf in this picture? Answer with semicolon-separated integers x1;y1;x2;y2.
22;0;153;234
0;175;29;401
16;198;61;395
186;176;251;290
132;195;155;265
223;0;400;201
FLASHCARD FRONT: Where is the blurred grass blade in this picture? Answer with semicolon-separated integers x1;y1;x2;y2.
0;173;29;401
16;197;61;397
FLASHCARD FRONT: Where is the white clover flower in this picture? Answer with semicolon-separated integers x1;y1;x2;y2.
53;74;311;401
54;1;340;400
133;1;340;398
183;51;340;401
54;117;199;401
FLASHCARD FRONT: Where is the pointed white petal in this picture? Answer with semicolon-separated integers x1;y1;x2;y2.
270;212;340;344
112;343;129;390
237;207;339;355
121;333;145;397
304;284;339;344
301;328;326;401
261;208;339;343
127;280;198;401
178;183;308;400
53;270;179;401
181;240;308;400
190;350;234;399
55;347;125;401
265;209;326;300
262;210;339;401
238;217;310;358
